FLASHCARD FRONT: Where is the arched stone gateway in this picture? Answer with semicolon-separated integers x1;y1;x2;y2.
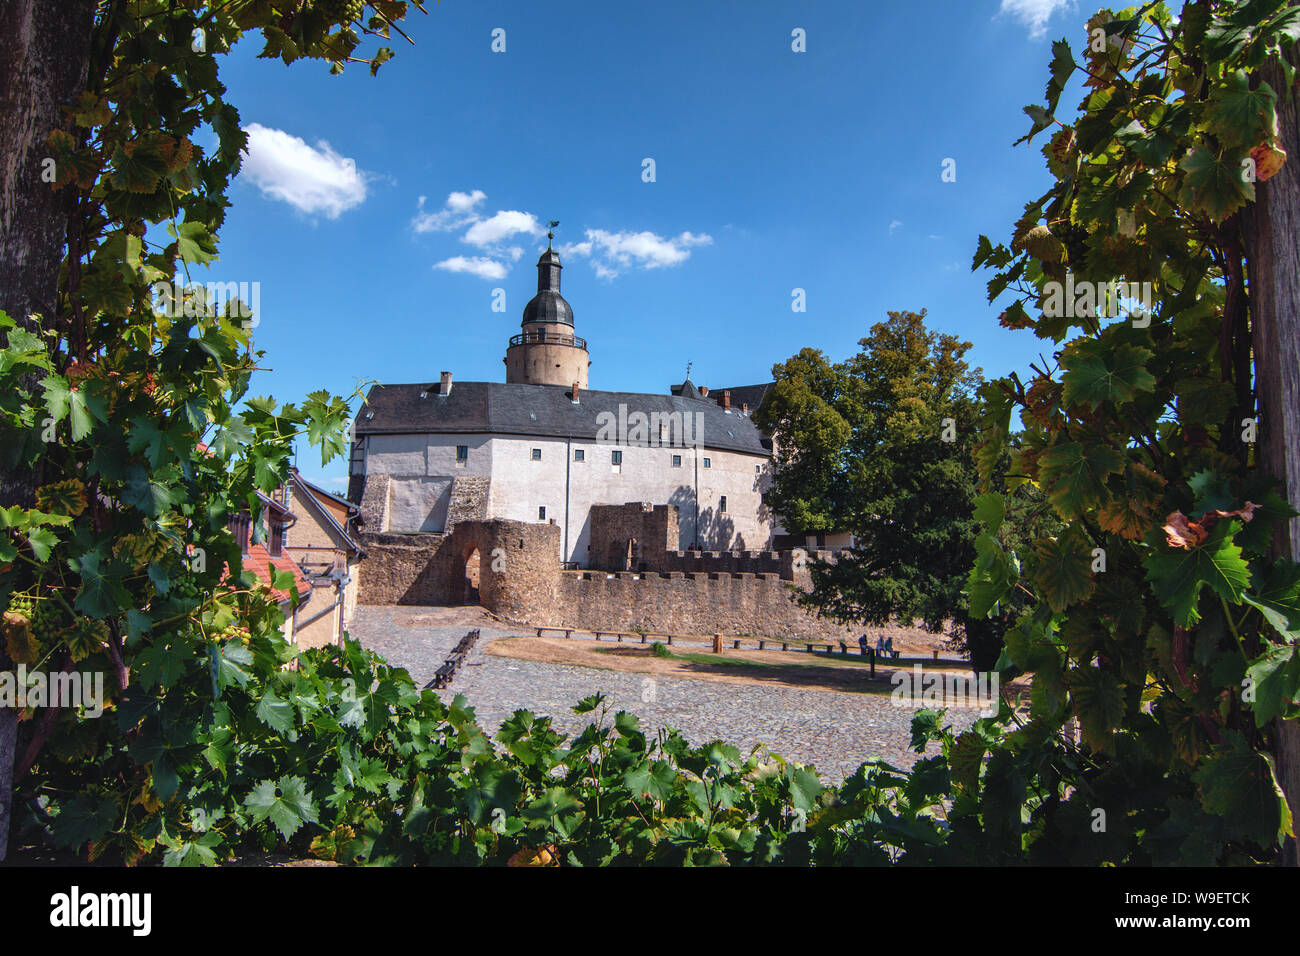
462;545;482;604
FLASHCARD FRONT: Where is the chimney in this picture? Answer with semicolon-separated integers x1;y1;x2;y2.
699;385;709;398
440;371;452;396
572;381;580;404
722;390;731;411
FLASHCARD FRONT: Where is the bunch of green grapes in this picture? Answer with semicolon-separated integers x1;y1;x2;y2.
209;625;250;645
6;591;62;651
319;0;365;25
28;597;63;638
171;574;202;601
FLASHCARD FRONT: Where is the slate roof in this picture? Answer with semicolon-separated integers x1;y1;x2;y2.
355;381;771;456
667;381;774;413
707;383;774;411
288;468;364;556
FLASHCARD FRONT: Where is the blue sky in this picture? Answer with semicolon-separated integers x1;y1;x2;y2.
203;0;1088;490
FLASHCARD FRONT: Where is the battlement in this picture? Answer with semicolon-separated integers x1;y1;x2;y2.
356;509;853;642
587;501;842;579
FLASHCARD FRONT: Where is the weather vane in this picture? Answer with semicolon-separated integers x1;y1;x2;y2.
547;219;559;246
685;360;693;381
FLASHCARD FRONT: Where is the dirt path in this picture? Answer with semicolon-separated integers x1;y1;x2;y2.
483;636;982;697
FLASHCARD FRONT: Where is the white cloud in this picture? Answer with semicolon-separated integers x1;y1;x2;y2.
414;192;539;279
889;219;903;235
412;190;485;233
446;189;486;213
241;123;366;219
560;228;713;278
433;256;507;280
463;210;542;247
998;0;1074;39
415;195;711;282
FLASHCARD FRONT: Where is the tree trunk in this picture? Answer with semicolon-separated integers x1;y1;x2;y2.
0;0;96;863
1243;32;1300;866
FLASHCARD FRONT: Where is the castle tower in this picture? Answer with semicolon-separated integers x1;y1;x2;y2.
505;229;590;388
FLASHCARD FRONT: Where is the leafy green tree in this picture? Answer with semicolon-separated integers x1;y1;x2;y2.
756;310;1046;669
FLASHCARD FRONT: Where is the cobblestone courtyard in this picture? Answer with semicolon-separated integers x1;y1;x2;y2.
349;605;977;785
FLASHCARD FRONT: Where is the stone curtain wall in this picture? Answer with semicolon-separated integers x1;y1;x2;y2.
356;531;449;605
358;473;391;535
587;502;677;570
446;476;490;529
547;571;861;640
355;506;856;641
357;519;560;609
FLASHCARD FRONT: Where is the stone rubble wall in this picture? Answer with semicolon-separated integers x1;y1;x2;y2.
446;476;491;529
356;508;858;641
545;570;863;640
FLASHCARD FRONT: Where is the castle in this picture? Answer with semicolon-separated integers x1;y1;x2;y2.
347;233;853;640
348;233;776;565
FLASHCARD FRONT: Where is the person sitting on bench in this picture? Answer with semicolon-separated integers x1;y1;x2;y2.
858;634;869;655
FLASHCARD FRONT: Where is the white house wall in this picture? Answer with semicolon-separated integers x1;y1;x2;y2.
363;431;772;563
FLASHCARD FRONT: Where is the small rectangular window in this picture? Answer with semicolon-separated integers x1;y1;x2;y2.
671;454;682;467
719;495;727;514
538;506;547;521
531;448;542;461
574;448;585;462
611;450;623;466
703;457;711;469
456;445;468;462
755;464;761;473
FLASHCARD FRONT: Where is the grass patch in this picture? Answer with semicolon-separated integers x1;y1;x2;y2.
650;641;673;659
672;652;782;670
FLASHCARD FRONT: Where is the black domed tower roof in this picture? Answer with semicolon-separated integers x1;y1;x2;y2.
521;237;574;327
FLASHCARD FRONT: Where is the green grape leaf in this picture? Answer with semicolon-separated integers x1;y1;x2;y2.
1244;643;1300;727
1254;560;1300;631
1068;665;1126;750
1032;527;1096;612
255;687;296;734
1037;439;1126;519
170;220;219;266
1061;340;1155;409
244;776;319;841
1145;521;1252;627
1205;70;1277;147
1178;146;1253;222
1193;731;1293;847
624;760;677;803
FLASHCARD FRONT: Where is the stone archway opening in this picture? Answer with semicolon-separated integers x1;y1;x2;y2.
462;546;482;605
